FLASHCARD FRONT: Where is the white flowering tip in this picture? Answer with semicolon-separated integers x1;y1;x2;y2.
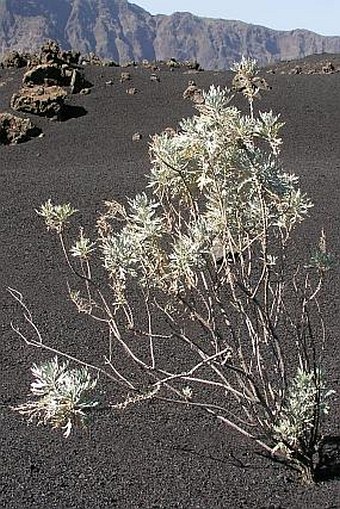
36;199;77;232
70;233;96;259
230;56;258;75
202;85;231;111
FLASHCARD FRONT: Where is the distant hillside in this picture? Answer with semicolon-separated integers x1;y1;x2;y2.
1;0;340;69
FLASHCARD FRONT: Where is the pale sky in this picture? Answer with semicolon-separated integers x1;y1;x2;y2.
133;0;340;36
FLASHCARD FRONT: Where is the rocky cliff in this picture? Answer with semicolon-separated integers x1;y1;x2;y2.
1;0;340;68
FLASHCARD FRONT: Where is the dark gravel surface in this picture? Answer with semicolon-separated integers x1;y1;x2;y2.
0;63;340;508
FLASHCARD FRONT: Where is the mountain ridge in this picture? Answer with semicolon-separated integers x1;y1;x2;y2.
1;0;340;69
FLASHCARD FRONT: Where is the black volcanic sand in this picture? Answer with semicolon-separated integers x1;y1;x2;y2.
1;62;340;508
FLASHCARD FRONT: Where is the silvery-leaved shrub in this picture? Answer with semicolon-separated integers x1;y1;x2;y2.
13;355;98;437
10;58;335;483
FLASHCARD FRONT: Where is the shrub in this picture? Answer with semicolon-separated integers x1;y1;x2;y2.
9;58;335;483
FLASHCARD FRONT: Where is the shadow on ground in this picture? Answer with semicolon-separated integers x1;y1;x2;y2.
317;435;340;482
60;104;87;121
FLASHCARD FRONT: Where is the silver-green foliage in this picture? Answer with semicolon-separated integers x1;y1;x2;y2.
14;356;98;437
11;58;334;482
98;83;311;298
274;368;334;453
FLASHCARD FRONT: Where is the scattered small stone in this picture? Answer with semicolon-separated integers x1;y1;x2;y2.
166;58;180;69
132;132;142;141
126;87;137;95
270;58;340;75
183;84;198;99
80;88;91;95
141;61;159;70
105;80;114;86
185;60;201;71
80;52;117;67
150;74;160;82
183;69;201;75
290;66;302;75
322;61;335;74
183;84;204;103
120;72;131;83
103;60;119;67
121;61;137;68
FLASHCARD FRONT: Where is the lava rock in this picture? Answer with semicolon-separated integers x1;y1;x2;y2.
0;112;41;144
11;85;67;119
